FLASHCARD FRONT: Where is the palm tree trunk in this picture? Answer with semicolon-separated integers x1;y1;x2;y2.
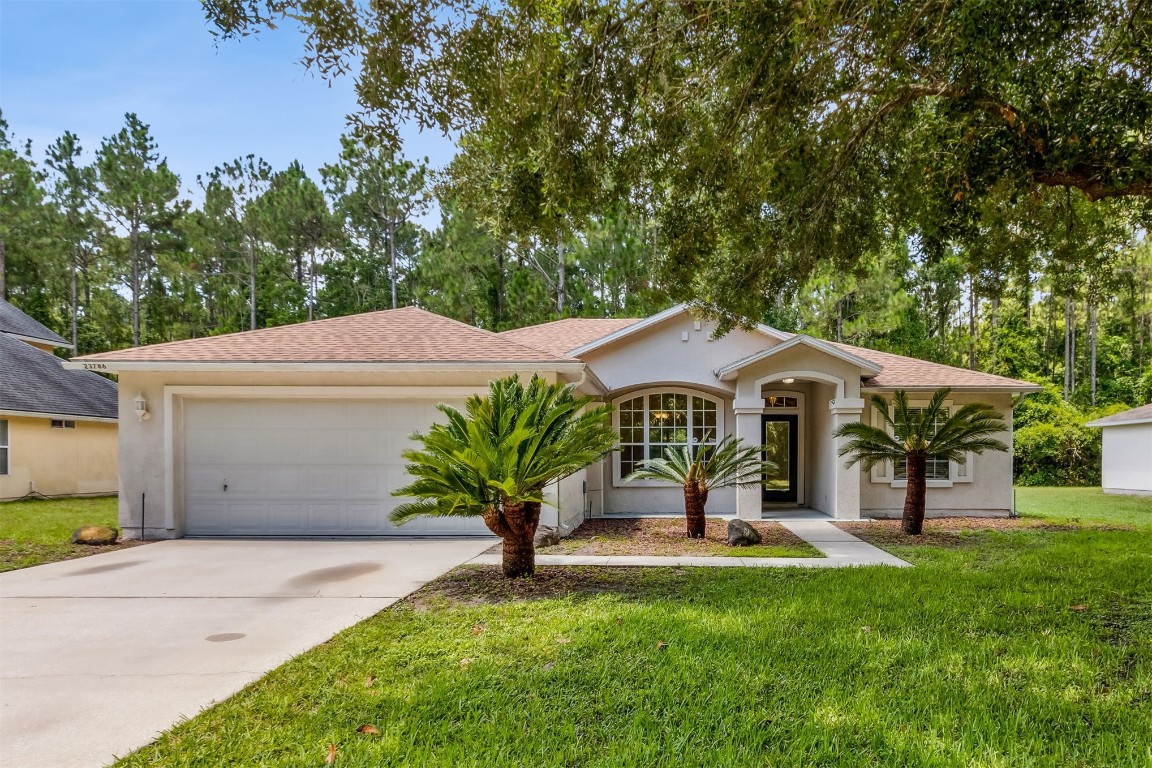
485;500;541;577
902;453;927;535
684;484;708;538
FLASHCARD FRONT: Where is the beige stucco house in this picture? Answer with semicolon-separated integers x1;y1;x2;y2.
0;300;119;501
67;305;1038;539
1086;404;1152;497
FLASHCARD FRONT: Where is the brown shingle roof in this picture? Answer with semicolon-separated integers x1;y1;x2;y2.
829;341;1040;390
499;317;641;357
74;306;572;364
1086;403;1152;426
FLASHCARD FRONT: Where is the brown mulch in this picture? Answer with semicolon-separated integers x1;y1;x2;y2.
406;565;692;607
835;517;1130;548
487;517;818;557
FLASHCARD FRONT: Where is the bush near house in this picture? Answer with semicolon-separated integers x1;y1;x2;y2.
1013;387;1130;486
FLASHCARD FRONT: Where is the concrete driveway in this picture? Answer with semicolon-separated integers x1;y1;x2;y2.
0;538;495;768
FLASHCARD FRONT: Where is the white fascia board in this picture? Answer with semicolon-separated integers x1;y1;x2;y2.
1086;417;1152;427
9;332;73;350
0;408;117;423
568;304;688;356
569;304;794;358
862;384;1044;394
754;323;794;341
61;360;586;374
716;335;883;381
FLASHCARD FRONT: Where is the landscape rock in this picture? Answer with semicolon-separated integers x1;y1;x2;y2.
70;525;120;546
726;519;762;547
534;525;562;549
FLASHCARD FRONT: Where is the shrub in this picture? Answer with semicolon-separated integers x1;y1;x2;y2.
1013;421;1101;486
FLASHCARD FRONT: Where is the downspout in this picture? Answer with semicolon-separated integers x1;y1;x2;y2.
570;363;606;520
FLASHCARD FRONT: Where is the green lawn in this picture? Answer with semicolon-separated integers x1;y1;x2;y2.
118;488;1151;767
0;496;129;572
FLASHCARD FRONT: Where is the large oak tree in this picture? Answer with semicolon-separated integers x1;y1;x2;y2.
204;0;1152;322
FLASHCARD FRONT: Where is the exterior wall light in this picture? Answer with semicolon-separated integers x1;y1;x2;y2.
134;394;151;422
782;378;795;384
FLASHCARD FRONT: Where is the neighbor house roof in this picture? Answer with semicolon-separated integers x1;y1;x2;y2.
498;317;641;356
1086;403;1152;427
831;342;1041;391
71;306;574;366
0;334;117;419
0;299;70;348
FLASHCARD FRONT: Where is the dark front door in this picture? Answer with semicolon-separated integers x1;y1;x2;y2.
762;414;799;503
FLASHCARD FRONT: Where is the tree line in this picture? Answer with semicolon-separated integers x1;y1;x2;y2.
0;111;670;356
2;109;1149;424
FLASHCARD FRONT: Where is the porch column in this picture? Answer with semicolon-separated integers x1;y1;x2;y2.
829;398;865;520
733;398;763;520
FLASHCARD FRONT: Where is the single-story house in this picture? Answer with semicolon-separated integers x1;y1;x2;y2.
0;300;119;501
1086;404;1152;497
66;305;1039;539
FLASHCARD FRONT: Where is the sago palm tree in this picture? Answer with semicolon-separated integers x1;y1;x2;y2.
834;388;1008;535
625;435;776;538
391;375;616;578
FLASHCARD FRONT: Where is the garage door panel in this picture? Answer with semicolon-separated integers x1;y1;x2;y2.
266;503;307;534
225;503;269;535
306;503;345;534
184;399;485;537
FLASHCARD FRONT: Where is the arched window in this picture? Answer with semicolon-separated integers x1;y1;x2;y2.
615;389;722;480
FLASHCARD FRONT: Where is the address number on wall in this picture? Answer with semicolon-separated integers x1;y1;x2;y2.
82;363;107;370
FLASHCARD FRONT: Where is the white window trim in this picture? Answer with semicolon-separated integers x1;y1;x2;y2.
868;399;974;488
612;387;725;488
761;390;806;506
0;418;9;476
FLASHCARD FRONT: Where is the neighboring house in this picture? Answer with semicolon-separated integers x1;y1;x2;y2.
0;300;119;501
1086;405;1152;497
67;304;1038;539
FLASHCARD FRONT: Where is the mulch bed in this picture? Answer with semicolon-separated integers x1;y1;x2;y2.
835;517;1129;548
490;517;817;557
407;565;694;607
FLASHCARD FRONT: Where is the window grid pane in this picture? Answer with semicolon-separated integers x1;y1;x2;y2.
892;407;951;480
620;392;719;478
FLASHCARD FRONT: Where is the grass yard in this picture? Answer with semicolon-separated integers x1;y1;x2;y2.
0;496;140;572
117;487;1151;767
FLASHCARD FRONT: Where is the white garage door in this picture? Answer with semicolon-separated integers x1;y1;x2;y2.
183;399;490;537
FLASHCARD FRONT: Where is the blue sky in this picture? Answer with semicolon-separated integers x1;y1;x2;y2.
0;0;455;219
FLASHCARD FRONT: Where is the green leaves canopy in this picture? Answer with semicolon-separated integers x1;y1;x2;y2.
205;0;1152;322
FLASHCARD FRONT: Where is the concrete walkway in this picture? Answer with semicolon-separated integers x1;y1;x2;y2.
0;538;495;768
469;520;910;569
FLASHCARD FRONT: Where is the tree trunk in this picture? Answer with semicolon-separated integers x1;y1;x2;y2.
70;253;79;351
556;236;566;314
483;500;541;578
248;236;257;331
968;275;977;370
683;483;708;538
1063;295;1073;400
131;220;141;346
388;217;398;309
901;453;927;535
1089;293;1098;406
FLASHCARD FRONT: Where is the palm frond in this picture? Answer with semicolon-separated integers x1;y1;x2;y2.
625;435;777;490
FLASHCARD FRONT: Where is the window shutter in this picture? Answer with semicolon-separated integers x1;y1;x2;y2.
870;406;893;483
951;452;975;483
